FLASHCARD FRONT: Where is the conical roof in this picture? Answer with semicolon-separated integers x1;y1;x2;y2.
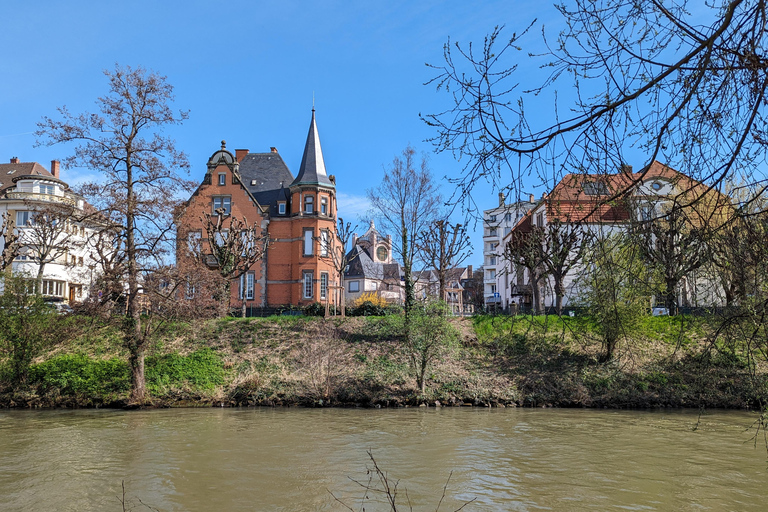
291;109;334;188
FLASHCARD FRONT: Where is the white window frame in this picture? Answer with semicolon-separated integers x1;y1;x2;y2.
16;211;30;226
187;231;202;253
304;195;314;214
320;272;328;300
39;184;55;195
303;272;314;299
278;202;286;215
218;173;226;186
240;272;255;300
212;196;231;215
303;229;314;256
320;197;328;215
320;229;329;257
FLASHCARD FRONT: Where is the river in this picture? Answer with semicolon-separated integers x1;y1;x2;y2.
0;408;765;511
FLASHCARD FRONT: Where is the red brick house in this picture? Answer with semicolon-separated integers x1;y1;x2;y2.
176;109;338;310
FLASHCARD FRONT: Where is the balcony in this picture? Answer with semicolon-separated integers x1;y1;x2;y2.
5;191;76;205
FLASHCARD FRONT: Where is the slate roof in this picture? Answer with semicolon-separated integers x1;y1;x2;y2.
238;152;295;216
291;109;334;188
344;245;403;281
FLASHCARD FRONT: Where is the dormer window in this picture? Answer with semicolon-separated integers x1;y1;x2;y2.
583;181;609;196
40;184;55;195
218;173;226;186
304;195;314;214
278;202;286;215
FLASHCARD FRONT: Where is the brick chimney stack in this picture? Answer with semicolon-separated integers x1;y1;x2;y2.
498;192;505;207
51;160;60;179
10;157;18;164
529;193;535;203
235;149;249;163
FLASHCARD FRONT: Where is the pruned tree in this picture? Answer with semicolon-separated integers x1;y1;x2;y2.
0;212;19;270
368;146;441;319
425;1;768;212
541;220;591;315
194;209;269;317
416;220;472;302
16;203;82;293
36;64;193;404
504;225;548;314
318;217;358;317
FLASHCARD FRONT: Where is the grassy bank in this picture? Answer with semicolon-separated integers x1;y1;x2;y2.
1;313;766;409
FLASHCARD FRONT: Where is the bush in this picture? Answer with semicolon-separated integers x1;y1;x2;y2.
30;354;130;398
303;302;339;317
146;348;226;393
350;301;387;317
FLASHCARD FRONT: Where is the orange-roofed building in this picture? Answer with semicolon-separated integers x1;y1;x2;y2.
498;161;732;313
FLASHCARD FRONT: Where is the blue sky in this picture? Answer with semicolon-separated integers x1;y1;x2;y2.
0;1;559;267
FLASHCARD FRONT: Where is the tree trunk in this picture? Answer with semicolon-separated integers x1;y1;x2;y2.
339;272;346;317
554;275;564;316
129;347;146;403
531;273;543;315
36;264;46;295
665;278;677;316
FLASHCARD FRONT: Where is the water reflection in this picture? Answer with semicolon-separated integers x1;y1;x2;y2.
0;408;765;511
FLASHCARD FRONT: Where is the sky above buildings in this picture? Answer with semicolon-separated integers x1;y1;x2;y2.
0;1;561;267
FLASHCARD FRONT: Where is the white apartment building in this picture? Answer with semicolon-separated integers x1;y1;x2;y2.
482;193;537;309
0;157;104;304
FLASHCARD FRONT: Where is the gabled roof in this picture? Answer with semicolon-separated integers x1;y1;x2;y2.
238;152;295;215
291;109;334;188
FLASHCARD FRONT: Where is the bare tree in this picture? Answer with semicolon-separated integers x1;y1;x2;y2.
425;1;768;210
368;146;441;318
541;220;591;316
318;217;358;317
416;220;472;302
16;203;82;293
36;64;192;404
504;225;548;314
0;212;19;271
192;210;269;317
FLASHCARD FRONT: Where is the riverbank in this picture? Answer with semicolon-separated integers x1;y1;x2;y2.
1;314;766;409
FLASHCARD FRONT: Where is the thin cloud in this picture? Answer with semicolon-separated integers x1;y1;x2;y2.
336;192;371;224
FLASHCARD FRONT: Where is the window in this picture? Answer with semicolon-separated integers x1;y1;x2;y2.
218;173;226;186
321;197;328;215
320;273;328;299
320;230;329;257
489;256;497;266
640;205;654;221
278;202;286;215
487;269;496;280
16;211;30;226
505;213;511;222
489;228;497;236
583;181;609;196
240;272;255;300
185;281;196;299
187;231;202;252
40;184;55;195
212;196;231;215
489;242;498;252
304;195;314;214
214;229;229;247
489;215;497;222
41;280;64;297
303;272;314;299
78;256;83;266
303;229;314;256
370;281;377;291
490;284;497;294
536;213;544;227
349;281;360;293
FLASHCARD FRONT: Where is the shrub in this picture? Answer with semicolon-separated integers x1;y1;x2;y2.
145;348;226;393
350;301;386;317
30;354;130;398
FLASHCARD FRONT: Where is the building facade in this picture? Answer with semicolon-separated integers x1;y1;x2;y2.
176;109;339;309
0;157;103;304
482;193;538;309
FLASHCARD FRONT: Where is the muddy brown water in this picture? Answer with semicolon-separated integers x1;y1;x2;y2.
0;407;766;511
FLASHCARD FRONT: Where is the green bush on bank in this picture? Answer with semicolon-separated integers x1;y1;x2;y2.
23;349;226;400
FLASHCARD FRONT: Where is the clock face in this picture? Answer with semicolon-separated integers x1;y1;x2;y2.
377;246;388;261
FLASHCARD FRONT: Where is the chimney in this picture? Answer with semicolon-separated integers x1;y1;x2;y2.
51;160;60;179
529;193;535;204
352;233;358;246
10;157;18;164
621;164;633;174
235;149;249;163
467;264;473;276
498;192;505;207
270;147;278;153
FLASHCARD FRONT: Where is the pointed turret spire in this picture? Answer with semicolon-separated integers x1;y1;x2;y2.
291;109;334;188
